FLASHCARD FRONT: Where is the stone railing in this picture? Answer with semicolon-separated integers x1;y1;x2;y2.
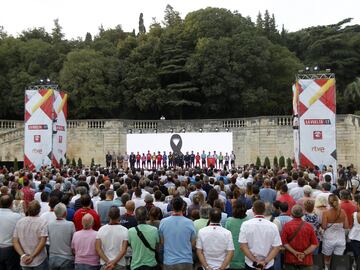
67;120;106;129
0;120;24;129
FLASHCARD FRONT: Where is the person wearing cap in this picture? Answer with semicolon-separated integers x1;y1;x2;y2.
281;205;318;270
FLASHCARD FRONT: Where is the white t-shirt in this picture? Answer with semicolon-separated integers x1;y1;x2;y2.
96;224;128;266
40;211;57;245
133;198;146;210
239;217;282;269
197;225;234;269
39;202;50;216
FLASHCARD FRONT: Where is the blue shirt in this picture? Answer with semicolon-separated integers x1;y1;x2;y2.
259;188;277;204
159;216;196;265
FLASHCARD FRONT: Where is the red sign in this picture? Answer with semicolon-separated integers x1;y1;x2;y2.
56;125;65;131
313;131;323;140
28;124;48;130
304;119;331;125
34;135;41;143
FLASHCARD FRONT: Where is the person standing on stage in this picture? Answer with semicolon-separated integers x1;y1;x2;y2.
168;151;174;167
163;151;168;167
117;152;123;169
184;152;191;169
129;152;136;169
195;152;201;167
190;151;195;168
106;152;112;168
213;151;218;169
123;152;129;169
218;152;224;169
230;151;236;168
157;152;162;169
141;153;146;169
112;151;117;168
201;151;207;168
224;153;229;170
152;152;157;168
147;151;152;169
136;152;141;169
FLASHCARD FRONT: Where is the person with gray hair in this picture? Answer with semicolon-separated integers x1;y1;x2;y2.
281;205;318;269
71;214;100;269
194;204;212;234
48;203;75;270
128;206;159;270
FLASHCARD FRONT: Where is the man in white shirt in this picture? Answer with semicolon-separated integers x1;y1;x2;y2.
189;182;207;202
132;188;146;210
287;172;299;191
197;208;234;270
236;172;252;188
0;195;22;270
289;178;306;201
96;206;128;269
39;192;50;216
239;200;282;269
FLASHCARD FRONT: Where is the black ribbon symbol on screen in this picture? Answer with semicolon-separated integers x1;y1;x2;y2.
170;134;183;155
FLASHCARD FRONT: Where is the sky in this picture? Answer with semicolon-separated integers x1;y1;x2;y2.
1;0;359;39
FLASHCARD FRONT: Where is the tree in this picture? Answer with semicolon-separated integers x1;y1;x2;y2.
59;158;64;168
52;19;64;43
13;158;18;171
256;12;264;31
139;13;146;34
286;158;293;171
264;156;271;168
85;32;92;44
279;156;285;168
78;158;83;168
71;158;76;167
256;157;261;168
163;4;182;27
273;156;278;168
91;158;95;167
59;49;121;118
66;158;70;166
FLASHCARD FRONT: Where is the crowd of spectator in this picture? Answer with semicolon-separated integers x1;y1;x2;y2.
0;162;359;270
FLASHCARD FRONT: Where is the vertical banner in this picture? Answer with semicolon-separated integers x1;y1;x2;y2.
52;90;68;168
297;78;336;169
24;89;54;170
292;83;300;169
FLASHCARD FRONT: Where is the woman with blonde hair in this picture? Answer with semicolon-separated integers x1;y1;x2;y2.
321;194;349;268
314;195;328;223
12;190;25;215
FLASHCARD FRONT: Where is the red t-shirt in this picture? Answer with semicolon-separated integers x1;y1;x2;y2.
147;154;152;160
157;155;162;162
278;194;296;216
281;218;318;265
22;187;34;209
195;155;200;161
341;200;357;227
73;208;101;231
136;154;141;161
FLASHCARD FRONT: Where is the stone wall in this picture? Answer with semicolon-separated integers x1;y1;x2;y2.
1;115;360;168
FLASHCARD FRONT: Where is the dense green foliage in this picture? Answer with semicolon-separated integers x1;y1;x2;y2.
1;6;360;120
